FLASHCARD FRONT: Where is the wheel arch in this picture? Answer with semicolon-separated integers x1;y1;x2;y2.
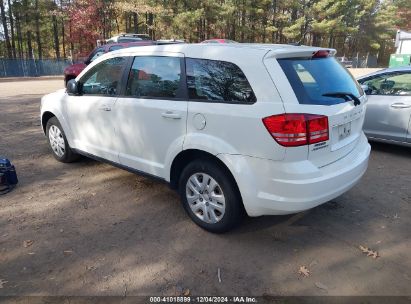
41;110;75;148
41;111;56;134
169;149;242;202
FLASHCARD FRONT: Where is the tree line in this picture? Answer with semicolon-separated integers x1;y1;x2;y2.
0;0;410;63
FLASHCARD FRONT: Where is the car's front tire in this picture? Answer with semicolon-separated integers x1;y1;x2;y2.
179;159;244;233
46;117;79;163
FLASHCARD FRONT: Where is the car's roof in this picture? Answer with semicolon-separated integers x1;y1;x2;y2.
201;39;238;43
89;41;154;52
110;43;335;59
104;41;155;49
357;66;411;79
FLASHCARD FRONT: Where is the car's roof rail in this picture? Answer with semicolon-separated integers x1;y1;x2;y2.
119;33;150;38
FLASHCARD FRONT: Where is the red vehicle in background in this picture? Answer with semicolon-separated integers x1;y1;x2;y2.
201;39;238;44
63;40;154;86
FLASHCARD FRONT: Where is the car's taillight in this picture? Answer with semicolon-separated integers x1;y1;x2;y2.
306;114;329;144
262;114;308;146
262;114;329;147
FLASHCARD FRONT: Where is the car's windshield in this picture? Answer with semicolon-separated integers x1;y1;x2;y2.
85;48;104;64
278;57;362;105
359;72;411;96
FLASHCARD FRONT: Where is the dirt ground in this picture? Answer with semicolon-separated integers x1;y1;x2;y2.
0;78;410;297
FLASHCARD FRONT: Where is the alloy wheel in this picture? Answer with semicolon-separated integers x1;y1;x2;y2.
48;125;65;158
186;173;226;224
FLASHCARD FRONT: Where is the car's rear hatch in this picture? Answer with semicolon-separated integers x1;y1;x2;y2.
264;47;367;167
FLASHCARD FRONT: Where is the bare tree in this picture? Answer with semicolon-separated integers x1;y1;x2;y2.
0;0;12;58
52;0;60;59
35;0;42;59
7;0;16;58
23;0;33;59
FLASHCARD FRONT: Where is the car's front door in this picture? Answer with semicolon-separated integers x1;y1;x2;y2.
65;56;127;162
114;53;187;177
361;71;411;142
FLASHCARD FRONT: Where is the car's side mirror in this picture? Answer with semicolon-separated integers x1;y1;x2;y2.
67;79;80;96
361;84;370;94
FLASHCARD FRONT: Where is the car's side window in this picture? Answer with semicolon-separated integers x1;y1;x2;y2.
186;58;256;104
125;56;182;99
362;72;411;96
80;57;126;96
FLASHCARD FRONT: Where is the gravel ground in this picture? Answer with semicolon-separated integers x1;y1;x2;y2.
0;78;410;297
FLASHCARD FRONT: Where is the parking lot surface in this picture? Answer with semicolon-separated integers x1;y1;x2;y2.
0;78;410;296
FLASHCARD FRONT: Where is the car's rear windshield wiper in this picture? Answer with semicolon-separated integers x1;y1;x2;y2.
322;92;361;106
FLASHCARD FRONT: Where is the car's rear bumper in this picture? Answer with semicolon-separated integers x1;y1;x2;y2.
218;133;371;216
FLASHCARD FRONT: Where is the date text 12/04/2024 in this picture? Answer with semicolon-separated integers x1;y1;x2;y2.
149;296;258;303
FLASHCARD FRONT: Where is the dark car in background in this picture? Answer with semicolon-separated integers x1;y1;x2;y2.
337;56;353;68
63;40;154;85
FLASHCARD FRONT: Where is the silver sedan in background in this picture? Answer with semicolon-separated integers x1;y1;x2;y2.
357;67;411;146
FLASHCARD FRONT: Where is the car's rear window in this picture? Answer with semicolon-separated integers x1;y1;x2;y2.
278;57;362;105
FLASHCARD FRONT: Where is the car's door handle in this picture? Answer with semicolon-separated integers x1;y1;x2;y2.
390;102;411;109
161;111;181;119
99;106;112;111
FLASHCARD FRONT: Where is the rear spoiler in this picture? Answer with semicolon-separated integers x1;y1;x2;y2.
265;47;337;59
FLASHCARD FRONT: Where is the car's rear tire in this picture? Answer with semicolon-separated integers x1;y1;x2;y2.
46;117;79;163
179;159;243;233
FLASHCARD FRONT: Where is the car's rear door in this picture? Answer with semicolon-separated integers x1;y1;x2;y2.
359;71;411;143
114;52;187;178
265;49;367;167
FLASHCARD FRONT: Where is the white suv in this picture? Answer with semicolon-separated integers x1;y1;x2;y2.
41;44;371;232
